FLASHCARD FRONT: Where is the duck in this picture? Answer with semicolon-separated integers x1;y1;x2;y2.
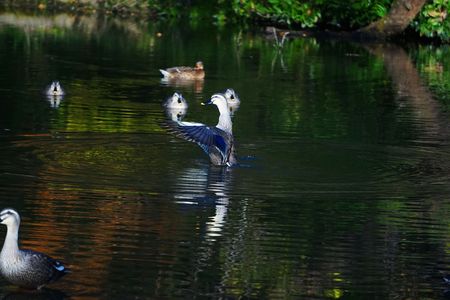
224;88;240;106
45;81;65;96
163;92;188;110
159;61;205;80
0;208;69;289
165;93;237;166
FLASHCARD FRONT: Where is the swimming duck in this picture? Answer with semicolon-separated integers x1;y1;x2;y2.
45;81;65;96
0;208;68;289
224;88;240;106
166;93;236;166
163;92;188;110
160;61;205;80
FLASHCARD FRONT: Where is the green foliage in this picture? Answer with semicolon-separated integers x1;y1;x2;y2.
4;0;450;42
228;0;391;29
230;0;321;27
317;0;391;29
147;0;184;18
413;0;450;42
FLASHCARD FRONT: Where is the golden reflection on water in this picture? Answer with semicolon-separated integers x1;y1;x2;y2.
0;12;150;40
2;10;450;299
8;133;236;297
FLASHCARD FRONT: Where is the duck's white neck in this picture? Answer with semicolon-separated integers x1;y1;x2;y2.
1;223;20;257
215;101;233;134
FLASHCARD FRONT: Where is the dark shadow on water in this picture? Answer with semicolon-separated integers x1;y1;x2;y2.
0;288;68;300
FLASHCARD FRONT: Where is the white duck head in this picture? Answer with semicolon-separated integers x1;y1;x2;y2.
164;92;188;109
0;208;20;228
224;88;240;106
46;81;65;96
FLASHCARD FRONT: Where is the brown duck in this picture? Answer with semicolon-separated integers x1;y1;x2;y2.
159;61;205;80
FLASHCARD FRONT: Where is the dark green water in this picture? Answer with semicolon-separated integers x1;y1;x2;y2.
1;12;450;299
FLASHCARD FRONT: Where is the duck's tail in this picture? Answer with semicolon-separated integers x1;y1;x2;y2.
159;69;171;79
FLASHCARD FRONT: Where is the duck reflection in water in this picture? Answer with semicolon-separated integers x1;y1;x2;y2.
45;81;65;109
173;165;232;240
160;77;204;95
171;163;235;280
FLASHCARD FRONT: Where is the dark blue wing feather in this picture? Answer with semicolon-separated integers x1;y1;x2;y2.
164;120;235;165
166;121;223;150
214;134;227;154
181;125;215;146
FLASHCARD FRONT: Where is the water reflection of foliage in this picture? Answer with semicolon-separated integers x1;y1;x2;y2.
11;132;450;298
0;12;156;50
234;34;399;141
0;13;407;141
3;12;450;299
413;45;450;110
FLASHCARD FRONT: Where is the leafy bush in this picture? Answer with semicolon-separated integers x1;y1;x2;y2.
230;0;321;27
7;0;449;42
229;0;391;29
317;0;391;29
413;0;450;42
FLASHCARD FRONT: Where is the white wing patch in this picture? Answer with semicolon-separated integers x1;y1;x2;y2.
178;121;205;127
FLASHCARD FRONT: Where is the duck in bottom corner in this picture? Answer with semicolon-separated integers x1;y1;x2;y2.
0;208;69;289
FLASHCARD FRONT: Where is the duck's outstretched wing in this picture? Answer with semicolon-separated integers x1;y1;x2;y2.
165;121;230;158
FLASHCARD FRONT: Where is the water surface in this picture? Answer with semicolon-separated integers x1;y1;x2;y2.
0;12;450;299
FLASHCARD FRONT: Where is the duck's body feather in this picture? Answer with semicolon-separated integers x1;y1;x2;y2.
0;208;68;289
0;249;67;289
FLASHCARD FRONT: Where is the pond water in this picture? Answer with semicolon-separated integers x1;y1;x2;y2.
1;12;450;299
